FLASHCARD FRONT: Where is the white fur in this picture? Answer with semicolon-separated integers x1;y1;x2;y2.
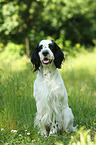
38;40;54;65
33;40;76;135
39;48;54;64
39;40;52;48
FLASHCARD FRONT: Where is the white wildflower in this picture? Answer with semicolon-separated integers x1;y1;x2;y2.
11;130;17;133
19;134;22;137
1;128;4;131
44;135;47;138
27;132;30;135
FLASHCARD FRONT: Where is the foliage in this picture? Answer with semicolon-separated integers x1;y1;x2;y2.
0;50;96;144
69;127;96;145
55;37;85;57
0;43;4;52
0;0;96;53
92;39;96;48
0;1;20;35
41;0;96;44
0;42;25;61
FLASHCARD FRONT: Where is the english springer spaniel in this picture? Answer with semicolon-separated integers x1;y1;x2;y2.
31;40;76;136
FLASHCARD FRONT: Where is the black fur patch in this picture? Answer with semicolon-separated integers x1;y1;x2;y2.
31;40;65;71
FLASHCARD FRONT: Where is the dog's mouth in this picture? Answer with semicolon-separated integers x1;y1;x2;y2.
42;58;52;65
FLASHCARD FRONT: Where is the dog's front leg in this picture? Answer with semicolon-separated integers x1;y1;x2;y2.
39;127;47;136
49;123;58;135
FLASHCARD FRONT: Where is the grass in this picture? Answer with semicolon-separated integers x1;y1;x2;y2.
0;50;96;145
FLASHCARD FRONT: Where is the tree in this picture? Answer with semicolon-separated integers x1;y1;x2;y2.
0;0;96;53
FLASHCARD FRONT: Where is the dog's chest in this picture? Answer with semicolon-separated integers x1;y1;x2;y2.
34;69;65;101
35;72;59;93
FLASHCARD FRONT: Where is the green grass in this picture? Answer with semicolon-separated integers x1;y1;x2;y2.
0;50;96;145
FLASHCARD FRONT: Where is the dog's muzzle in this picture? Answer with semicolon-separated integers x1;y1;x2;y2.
43;58;52;65
42;50;49;57
42;50;52;65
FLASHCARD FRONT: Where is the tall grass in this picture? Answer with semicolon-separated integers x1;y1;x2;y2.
0;51;96;144
61;51;96;137
0;60;36;128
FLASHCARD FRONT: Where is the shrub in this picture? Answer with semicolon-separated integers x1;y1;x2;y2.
0;42;24;61
0;43;4;52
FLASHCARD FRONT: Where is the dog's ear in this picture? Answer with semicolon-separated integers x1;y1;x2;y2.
31;46;41;71
54;42;64;68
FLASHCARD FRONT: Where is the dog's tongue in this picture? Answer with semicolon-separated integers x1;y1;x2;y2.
43;60;49;64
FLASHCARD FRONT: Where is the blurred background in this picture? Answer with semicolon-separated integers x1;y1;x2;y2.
0;1;96;144
0;0;96;58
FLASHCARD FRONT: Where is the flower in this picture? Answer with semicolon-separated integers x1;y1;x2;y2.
1;128;4;131
27;132;30;135
32;139;36;142
25;130;27;132
19;134;22;137
44;135;47;138
11;130;17;133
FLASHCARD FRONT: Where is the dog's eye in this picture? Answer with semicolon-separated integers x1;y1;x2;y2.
38;45;43;51
49;44;54;50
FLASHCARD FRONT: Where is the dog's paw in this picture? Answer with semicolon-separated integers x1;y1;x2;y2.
39;129;47;136
73;126;77;131
49;130;56;136
49;125;57;136
68;125;77;132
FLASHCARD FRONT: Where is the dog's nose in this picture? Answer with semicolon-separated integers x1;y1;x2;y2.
42;50;49;56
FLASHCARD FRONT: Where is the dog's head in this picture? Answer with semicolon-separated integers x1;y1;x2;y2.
31;40;64;71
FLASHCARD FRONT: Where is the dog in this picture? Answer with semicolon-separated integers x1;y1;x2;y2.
31;40;76;136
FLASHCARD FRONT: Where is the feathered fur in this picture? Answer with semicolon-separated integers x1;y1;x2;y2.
31;40;76;135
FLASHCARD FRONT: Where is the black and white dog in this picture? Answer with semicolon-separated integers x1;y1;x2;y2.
31;40;76;135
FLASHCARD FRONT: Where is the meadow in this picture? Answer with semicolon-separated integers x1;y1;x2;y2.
0;50;96;145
